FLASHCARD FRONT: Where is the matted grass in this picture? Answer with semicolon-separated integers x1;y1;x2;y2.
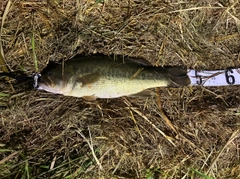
0;0;240;178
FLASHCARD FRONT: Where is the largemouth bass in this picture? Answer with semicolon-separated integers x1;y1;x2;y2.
37;55;190;100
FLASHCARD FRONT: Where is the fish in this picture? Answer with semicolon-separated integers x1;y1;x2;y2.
37;55;190;100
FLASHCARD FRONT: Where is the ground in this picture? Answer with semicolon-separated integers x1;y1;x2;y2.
0;0;240;178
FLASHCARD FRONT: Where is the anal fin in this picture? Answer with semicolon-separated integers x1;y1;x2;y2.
82;95;97;101
128;90;155;97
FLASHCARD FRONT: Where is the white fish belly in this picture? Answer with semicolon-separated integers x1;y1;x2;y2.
67;78;168;98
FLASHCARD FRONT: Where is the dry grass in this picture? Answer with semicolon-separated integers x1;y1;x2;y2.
0;0;240;178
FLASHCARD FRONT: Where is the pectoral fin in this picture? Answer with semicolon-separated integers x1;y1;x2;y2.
76;72;101;86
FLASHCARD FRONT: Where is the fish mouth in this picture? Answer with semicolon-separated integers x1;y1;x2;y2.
36;75;53;90
37;80;59;93
36;75;69;94
33;73;42;89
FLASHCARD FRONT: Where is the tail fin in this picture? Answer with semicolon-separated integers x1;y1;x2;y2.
166;66;190;87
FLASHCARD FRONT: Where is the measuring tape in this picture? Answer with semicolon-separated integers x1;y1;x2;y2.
188;68;240;86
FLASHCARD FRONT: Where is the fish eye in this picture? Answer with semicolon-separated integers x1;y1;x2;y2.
48;71;53;76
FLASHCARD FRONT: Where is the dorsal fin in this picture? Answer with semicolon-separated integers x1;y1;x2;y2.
107;55;152;66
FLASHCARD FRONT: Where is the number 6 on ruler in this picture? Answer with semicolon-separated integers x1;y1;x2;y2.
225;69;235;85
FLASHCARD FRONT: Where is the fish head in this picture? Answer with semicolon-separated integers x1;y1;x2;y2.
37;68;72;94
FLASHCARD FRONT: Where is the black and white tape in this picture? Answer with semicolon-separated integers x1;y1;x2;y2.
188;68;240;86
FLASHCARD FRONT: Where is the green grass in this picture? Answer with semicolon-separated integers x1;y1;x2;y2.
0;92;10;97
31;32;38;72
191;168;214;179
